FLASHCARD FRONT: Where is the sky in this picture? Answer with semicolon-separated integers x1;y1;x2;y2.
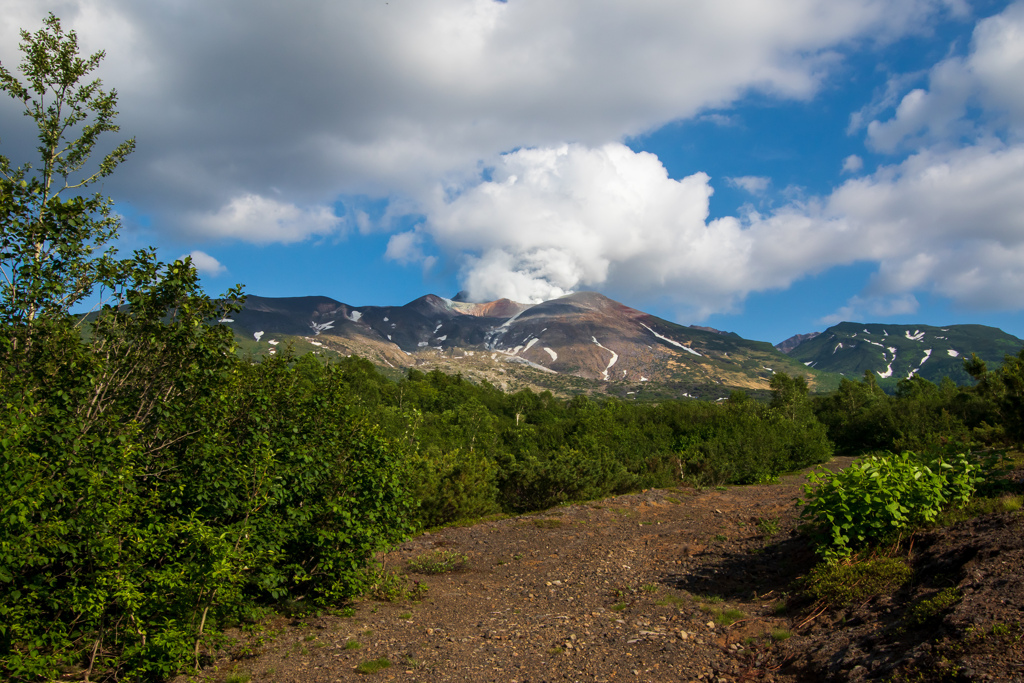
2;0;1023;344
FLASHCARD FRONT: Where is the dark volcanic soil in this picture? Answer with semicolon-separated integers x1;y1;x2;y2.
184;457;1024;683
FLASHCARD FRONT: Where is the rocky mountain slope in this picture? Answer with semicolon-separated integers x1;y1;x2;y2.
781;322;1023;387
226;293;1023;396
225;292;828;399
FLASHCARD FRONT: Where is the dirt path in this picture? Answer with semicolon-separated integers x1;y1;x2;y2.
187;456;1024;683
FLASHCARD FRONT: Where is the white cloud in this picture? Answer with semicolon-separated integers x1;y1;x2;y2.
0;0;967;245
189;194;342;244
865;0;1024;152
819;293;919;326
416;136;1024;317
180;249;226;277
726;175;771;194
841;154;864;173
385;230;426;264
6;0;1017;326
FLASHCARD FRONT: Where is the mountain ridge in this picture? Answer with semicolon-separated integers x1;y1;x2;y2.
225;293;1022;397
782;321;1023;387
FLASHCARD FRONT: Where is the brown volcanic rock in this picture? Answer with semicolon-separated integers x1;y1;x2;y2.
457;298;530;318
775;331;821;354
479;292;743;385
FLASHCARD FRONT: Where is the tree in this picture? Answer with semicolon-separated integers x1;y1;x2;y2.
0;12;135;326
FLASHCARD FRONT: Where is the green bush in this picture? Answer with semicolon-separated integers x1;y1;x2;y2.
403;446;500;529
799;451;981;558
804;557;914;607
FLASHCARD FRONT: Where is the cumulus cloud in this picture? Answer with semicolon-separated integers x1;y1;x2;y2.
0;0;967;245
864;0;1024;152
180;250;227;277
819;294;920;326
412;136;1024;317
189;194;342;244
4;0;1016;324
842;154;864;173
726;176;771;194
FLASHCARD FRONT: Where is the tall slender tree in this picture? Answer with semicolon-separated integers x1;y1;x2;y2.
0;12;135;326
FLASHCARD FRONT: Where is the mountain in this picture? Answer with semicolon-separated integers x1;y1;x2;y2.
775;332;821;354
225;292;830;399
782;322;1024;386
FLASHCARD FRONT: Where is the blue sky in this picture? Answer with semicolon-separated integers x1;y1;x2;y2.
2;0;1023;344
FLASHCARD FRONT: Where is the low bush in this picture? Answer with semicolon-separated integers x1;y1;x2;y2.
798;451;981;558
905;587;962;627
803;557;914;608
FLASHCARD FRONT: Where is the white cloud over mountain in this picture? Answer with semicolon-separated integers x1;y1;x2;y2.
2;0;1021;322
409;134;1024;318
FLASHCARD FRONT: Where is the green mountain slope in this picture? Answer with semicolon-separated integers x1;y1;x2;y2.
785;322;1023;387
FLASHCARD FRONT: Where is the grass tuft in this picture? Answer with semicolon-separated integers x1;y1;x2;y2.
407;549;469;575
355;657;391;674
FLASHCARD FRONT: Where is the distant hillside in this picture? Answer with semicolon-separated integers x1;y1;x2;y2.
783;322;1023;387
224;292;832;399
776;332;820;354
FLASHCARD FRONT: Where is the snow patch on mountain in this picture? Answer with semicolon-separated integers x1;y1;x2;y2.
948;349;960;357
907;349;933;379
639;323;702;356
523;338;539;353
254;331;264;342
310;320;335;335
504;356;558;374
592;337;619;381
905;330;925;341
543;347;557;362
484;308;528;350
347;310;363;322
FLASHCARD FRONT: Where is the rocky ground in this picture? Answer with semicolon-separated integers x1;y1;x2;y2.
183;456;1024;683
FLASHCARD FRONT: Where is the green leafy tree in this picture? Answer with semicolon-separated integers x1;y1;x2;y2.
966;349;1024;444
0;12;135;326
1;15;413;682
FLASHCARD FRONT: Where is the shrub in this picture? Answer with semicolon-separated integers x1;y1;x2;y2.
798;451;981;557
804;557;913;608
906;588;962;627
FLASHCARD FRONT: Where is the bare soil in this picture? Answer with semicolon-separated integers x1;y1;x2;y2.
185;457;1024;683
